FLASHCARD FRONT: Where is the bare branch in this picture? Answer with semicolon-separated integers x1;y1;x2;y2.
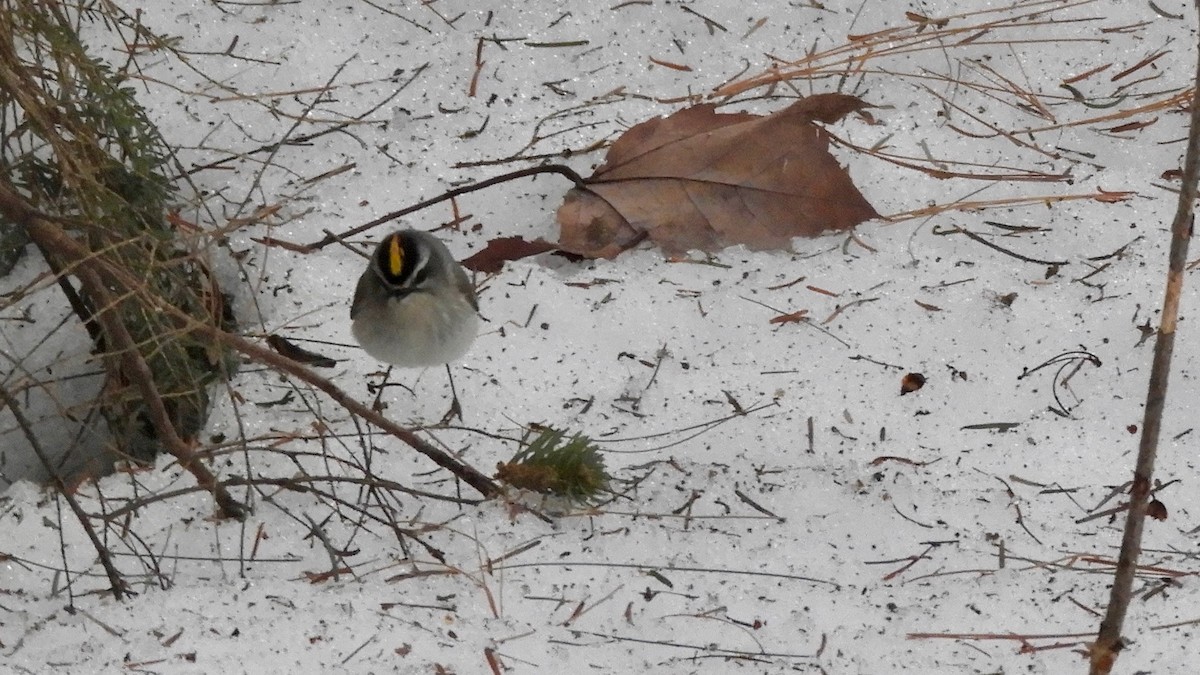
1089;5;1200;673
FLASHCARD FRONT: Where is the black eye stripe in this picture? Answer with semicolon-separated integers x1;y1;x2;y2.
410;265;430;287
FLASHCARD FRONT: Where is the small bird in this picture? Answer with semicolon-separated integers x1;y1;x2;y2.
351;229;478;421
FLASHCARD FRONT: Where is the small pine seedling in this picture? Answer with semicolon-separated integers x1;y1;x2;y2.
495;427;609;503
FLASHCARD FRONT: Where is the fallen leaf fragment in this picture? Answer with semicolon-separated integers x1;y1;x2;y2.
769;309;809;325
914;299;942;311
460;236;558;273
905;11;949;30
557;93;879;258
869;455;929;467
266;334;337;368
1108;117;1156;134
1148;498;1168;521
900;372;926;395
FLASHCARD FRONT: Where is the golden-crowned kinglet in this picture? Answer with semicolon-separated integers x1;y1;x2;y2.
351;228;478;371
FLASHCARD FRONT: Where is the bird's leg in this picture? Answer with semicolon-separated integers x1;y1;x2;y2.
367;366;415;412
439;364;463;424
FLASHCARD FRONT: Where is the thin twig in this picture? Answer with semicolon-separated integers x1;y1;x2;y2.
273;165;587;253
101;473;484;520
940;225;1069;266
1090;6;1200;673
0;385;127;601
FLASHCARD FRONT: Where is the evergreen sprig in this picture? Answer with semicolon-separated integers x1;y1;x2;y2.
496;427;610;503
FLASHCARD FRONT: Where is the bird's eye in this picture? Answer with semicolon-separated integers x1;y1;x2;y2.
410;266;430;288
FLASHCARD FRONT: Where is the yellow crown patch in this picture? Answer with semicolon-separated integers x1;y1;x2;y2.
387;234;404;276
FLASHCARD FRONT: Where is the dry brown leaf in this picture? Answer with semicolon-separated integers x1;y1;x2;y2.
557;93;879;258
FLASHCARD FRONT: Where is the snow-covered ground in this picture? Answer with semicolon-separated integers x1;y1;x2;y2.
3;1;1199;673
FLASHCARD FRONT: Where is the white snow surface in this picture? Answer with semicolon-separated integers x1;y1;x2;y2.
3;1;1200;673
